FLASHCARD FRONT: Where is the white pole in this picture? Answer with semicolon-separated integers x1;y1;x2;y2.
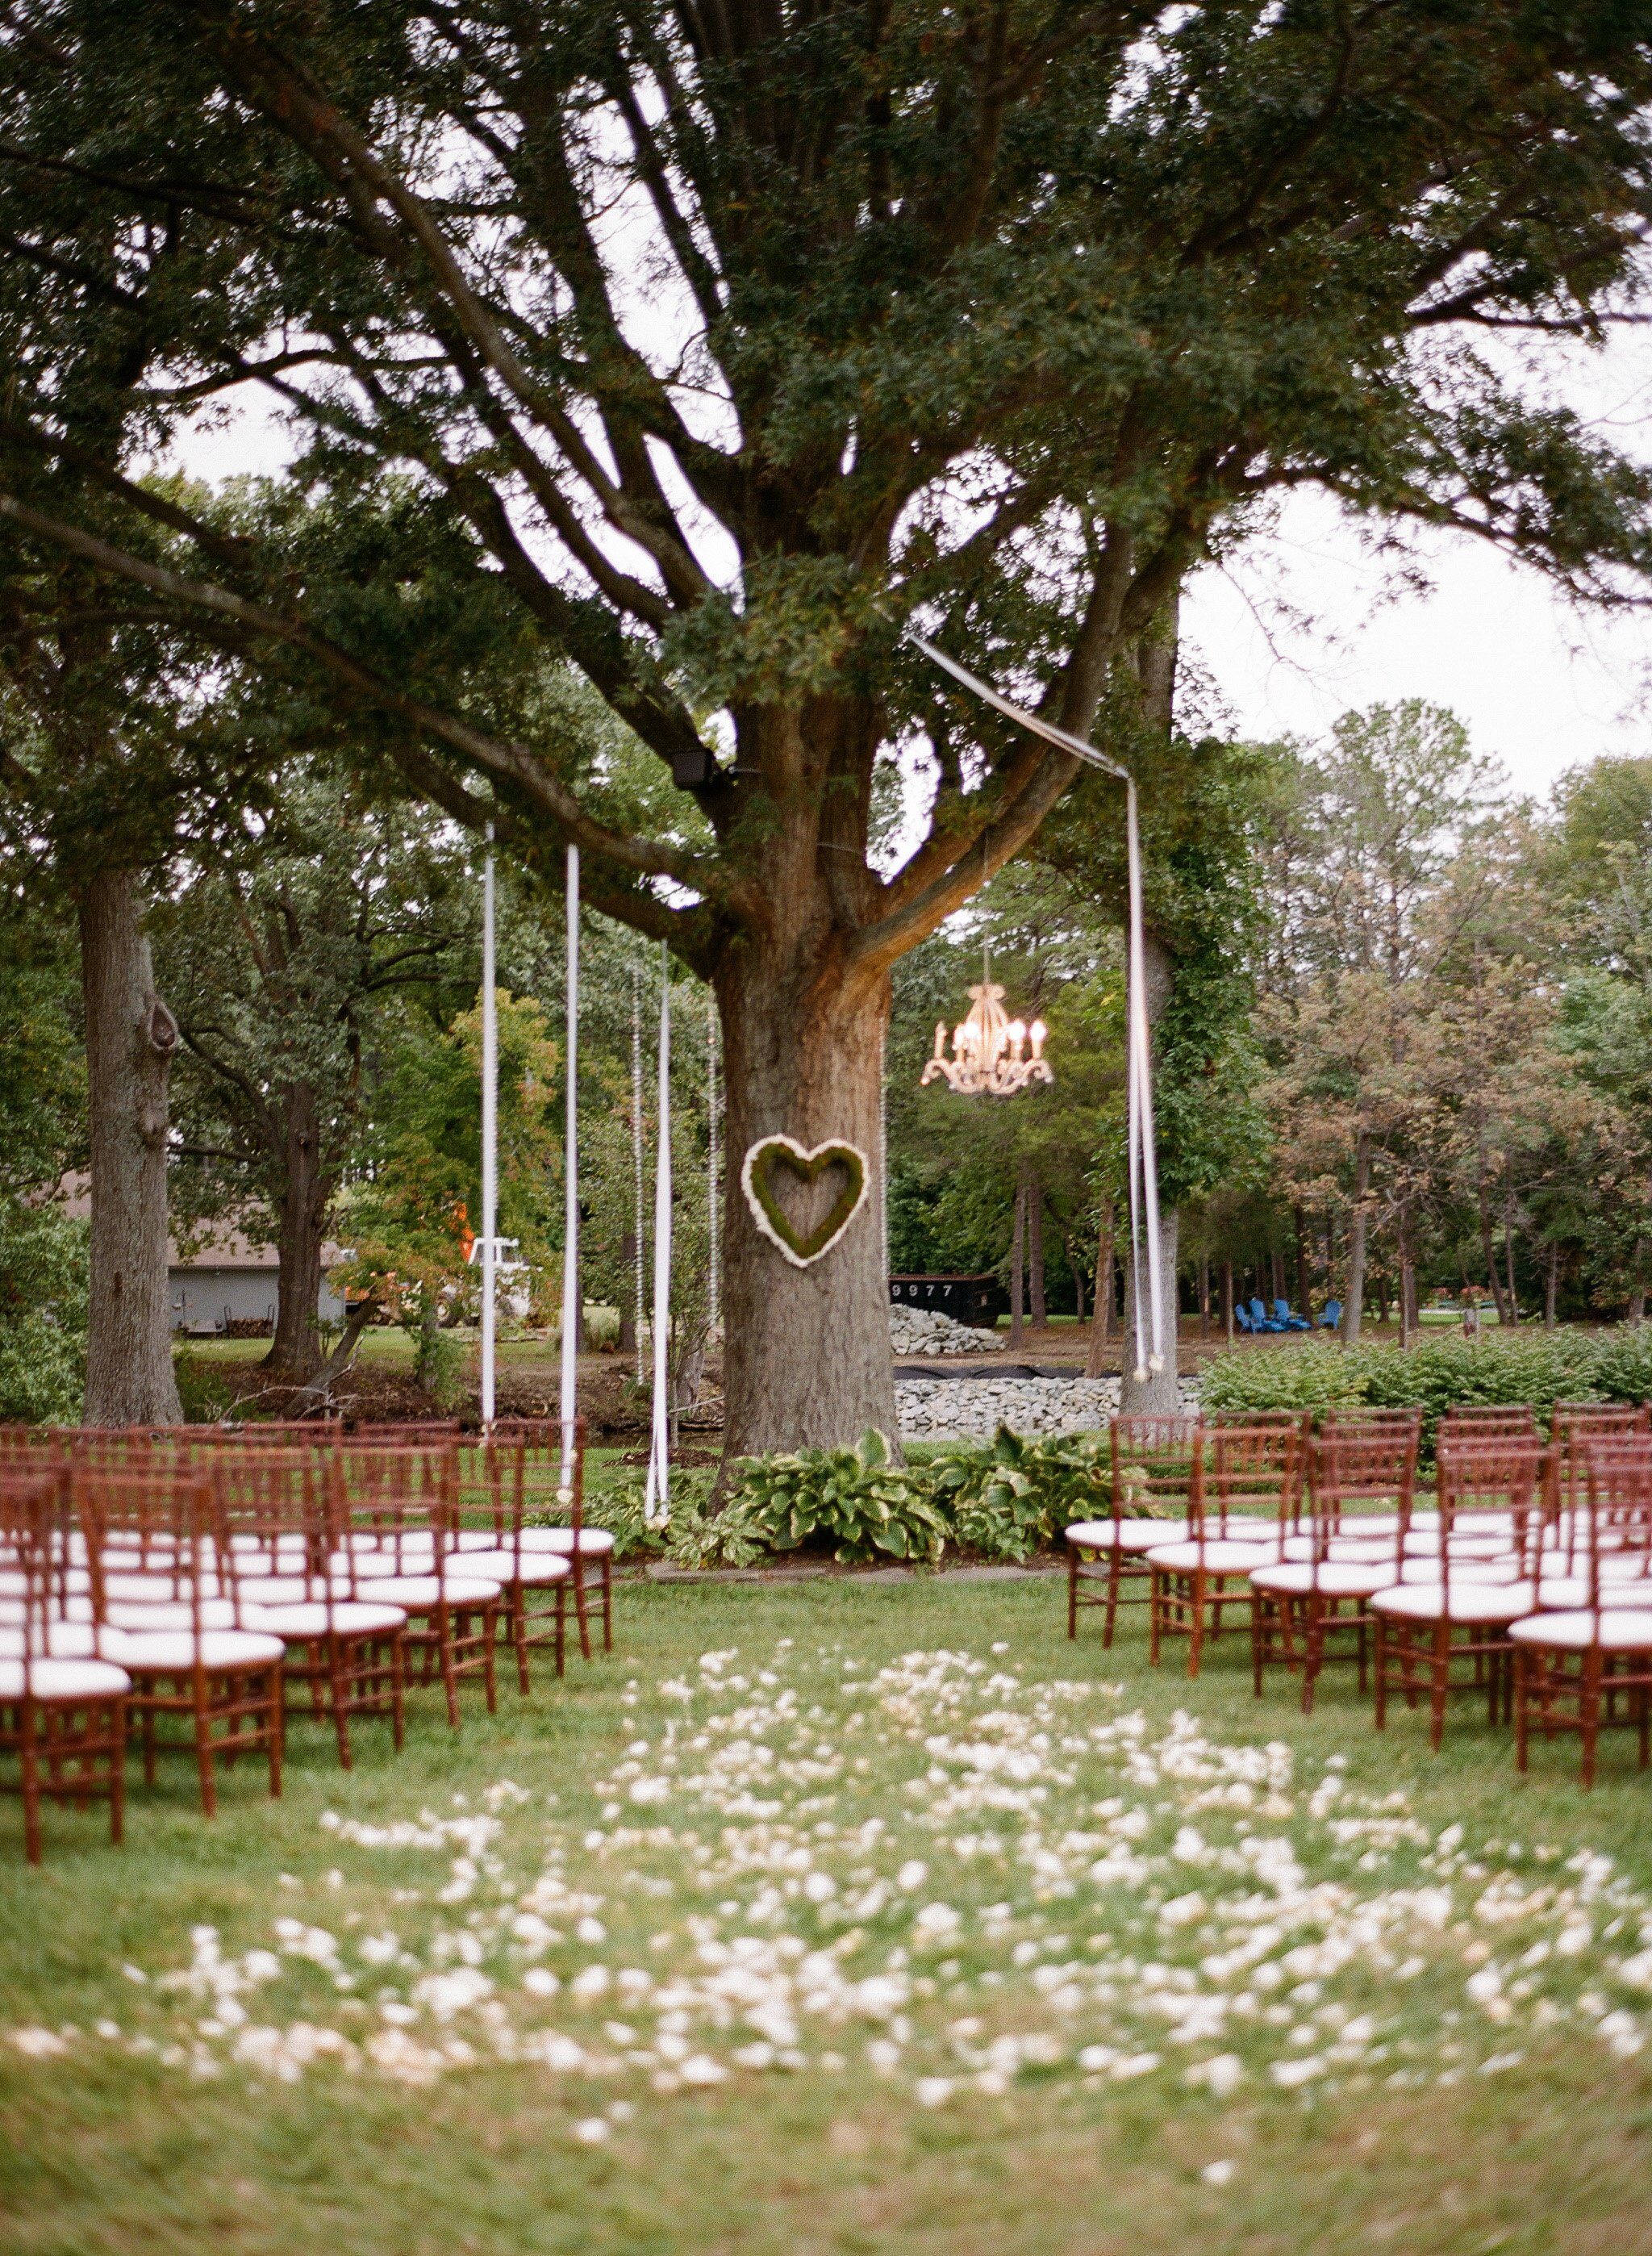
479;825;498;1430
645;949;673;1525
560;845;579;1474
632;958;645;1385
707;990;720;1335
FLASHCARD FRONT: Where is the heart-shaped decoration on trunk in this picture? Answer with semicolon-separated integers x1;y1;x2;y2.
740;1134;870;1268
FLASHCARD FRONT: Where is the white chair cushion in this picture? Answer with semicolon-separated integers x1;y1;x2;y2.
0;1622;104;1661
1370;1581;1537;1624
1249;1560;1391;1597
107;1627;286;1670
355;1574;502;1607
232;1576;315;1606
1509;1609;1652;1652
451;1550;571;1585
1065;1519;1189;1552
514;1527;616;1556
1280;1534;1395;1565
106;1598;237;1632
0;1656;130;1700
1147;1539;1283;1573
244;1601;407;1638
1403;1532;1512;1560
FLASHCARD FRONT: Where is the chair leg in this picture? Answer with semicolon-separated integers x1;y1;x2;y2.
327;1638;354;1771
1149;1568;1163;1666
482;1606;499;1715
555;1581;566;1678
1187;1571;1206;1679
513;1587;532;1696
1515;1648;1530;1773
1374;1616;1388;1730
1300;1598;1321;1716
109;1701;126;1847
1581;1648;1603;1789
194;1674;218;1819
390;1635;406;1749
1429;1622;1450;1751
1067;1550;1078;1640
1103;1548;1123;1649
601;1556;613;1652
437;1606;461;1730
571;1556;593;1663
1249;1592;1265;1698
267;1668;284;1799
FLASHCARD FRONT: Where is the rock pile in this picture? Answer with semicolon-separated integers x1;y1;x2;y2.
895;1371;1202;1439
887;1305;999;1356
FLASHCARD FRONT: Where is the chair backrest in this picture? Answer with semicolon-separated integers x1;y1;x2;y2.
1319;1406;1421;1431
350;1420;465;1445
1248;1298;1270;1323
70;1463;227;1636
1110;1415;1202;1523
1234;1306;1254;1333
1440;1404;1539;1436
1321;1300;1342;1326
1433;1437;1547;1600
1200;1422;1301;1540
1579;1441;1652;1610
0;1468;80;1662
487;1419;590;1543
328;1441;460;1573
1273;1299;1291;1322
1309;1425;1418;1532
212;1449;330;1587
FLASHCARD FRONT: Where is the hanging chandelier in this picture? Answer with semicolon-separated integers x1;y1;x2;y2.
920;953;1052;1098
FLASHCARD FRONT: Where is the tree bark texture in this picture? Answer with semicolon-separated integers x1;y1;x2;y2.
1477;1140;1510;1324
1341;1134;1372;1348
1086;1200;1114;1375
717;945;897;1462
1502;1188;1520;1326
264;1080;328;1382
619;1230;637;1354
1008;1174;1027;1345
79;867;183;1427
1222;1260;1235;1343
1028;1171;1045;1329
1122;1205;1181;1412
1546;1241;1560;1331
1294;1208;1311;1318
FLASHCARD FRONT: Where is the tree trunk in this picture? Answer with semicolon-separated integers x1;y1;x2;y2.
1086;1198;1114;1375
619;1230;637;1354
1270;1247;1285;1306
1294;1206;1311;1318
79;867;183;1427
1545;1241;1559;1331
1502;1186;1519;1326
1476;1142;1511;1324
1008;1175;1027;1346
1341;1134;1372;1347
1028;1170;1045;1329
262;1080;330;1384
1397;1207;1416;1350
1199;1254;1210;1341
1068;1248;1086;1325
1222;1260;1235;1344
1121;1204;1181;1413
717;949;896;1462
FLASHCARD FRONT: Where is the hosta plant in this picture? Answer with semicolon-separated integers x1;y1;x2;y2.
730;1429;947;1565
929;1427;1113;1563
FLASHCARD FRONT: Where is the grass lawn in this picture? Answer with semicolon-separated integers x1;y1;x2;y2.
3;1573;1650;2254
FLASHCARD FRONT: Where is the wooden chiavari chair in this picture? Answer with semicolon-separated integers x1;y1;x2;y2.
488;1419;608;1660
1065;1414;1199;1646
1249;1426;1414;1711
1511;1441;1652;1786
72;1464;284;1817
217;1452;408;1769
1370;1439;1545;1747
1145;1424;1299;1676
436;1438;572;1691
333;1444;503;1727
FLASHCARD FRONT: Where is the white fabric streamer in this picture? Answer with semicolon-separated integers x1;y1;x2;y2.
644;950;673;1526
907;633;1166;1381
478;827;499;1429
560;845;579;1480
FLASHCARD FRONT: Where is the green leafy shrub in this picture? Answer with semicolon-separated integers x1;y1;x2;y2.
929;1427;1112;1562
1200;1341;1368;1418
1199;1331;1651;1457
0;1203;86;1425
576;1463;765;1569
729;1429;948;1565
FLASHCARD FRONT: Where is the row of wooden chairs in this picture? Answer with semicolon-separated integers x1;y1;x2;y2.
1066;1403;1652;1784
0;1418;612;1861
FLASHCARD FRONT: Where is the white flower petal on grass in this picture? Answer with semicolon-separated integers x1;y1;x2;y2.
572;2116;611;2144
10;2028;69;2059
1200;2160;1237;2187
914;2077;954;2108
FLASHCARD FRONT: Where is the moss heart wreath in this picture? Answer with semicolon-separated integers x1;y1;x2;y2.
740;1134;870;1268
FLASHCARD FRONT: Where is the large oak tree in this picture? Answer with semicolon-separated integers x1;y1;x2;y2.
3;0;1652;1448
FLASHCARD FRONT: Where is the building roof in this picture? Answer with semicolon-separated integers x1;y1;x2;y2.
56;1176;346;1272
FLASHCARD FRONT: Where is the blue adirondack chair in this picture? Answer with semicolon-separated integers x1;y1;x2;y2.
1273;1297;1312;1332
1317;1298;1343;1330
1248;1297;1287;1334
1234;1302;1257;1334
